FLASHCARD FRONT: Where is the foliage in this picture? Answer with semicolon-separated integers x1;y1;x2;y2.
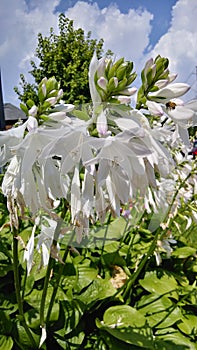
14;14;109;105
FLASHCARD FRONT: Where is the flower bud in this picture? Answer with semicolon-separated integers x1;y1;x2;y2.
116;95;131;104
29;105;38;117
97;77;108;90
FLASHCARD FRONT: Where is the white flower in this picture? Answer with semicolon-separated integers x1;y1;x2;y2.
88;52;102;105
146;100;164;116
96;109;108;136
29;105;38;117
149;83;191;103
97;77;108;90
24;224;37;275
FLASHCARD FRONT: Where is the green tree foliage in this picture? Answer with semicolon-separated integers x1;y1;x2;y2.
14;14;109;105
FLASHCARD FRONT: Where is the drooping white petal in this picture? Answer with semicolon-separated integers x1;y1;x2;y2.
24;224;36;275
149;83;190;102
146;100;164;116
71;167;81;222
88;52;102;105
96;110;108;135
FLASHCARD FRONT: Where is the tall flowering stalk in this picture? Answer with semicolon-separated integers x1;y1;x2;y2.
0;52;197;347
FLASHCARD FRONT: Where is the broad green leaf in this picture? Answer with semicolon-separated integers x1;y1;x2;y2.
102;251;126;267
102;305;147;328
55;331;85;349
177;314;197;336
0;252;9;260
0;335;13;350
71;109;89;121
92;217;127;245
102;330;142;350
97;305;154;348
25;309;40;329
0;310;12;333
77;264;98;290
60;262;77;291
139;271;178;297
0;297;18;315
155;328;196;349
77;278;116;307
58;300;85;335
0;264;13;277
15;321;40;349
172;247;196;258
138;294;182;328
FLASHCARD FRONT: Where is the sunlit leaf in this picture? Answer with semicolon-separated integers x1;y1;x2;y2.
0;336;13;350
139;271;178;297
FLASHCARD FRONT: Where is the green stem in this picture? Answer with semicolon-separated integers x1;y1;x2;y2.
13;232;37;349
46;229;75;324
40;256;54;328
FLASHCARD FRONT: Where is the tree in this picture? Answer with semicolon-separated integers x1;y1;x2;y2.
14;14;110;105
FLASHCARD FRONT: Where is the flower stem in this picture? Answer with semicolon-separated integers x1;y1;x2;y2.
40;219;63;328
13;231;37;349
46;249;67;323
40;256;54;328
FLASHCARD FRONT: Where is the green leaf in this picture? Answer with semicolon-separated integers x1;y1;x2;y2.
172;247;196;258
92;217;127;246
177;314;197;336
26;99;35;108
15;321;40;349
25;309;40;330
137;293;182;328
20;103;29;115
155;328;196;350
0;310;13;334
71;109;89;121
102;330;142;350
55;331;85;349
0;336;13;350
97;305;154;348
77;265;98;290
57;300;85;335
77;278;116;307
102;305;147;328
0;297;18;315
139;271;178;297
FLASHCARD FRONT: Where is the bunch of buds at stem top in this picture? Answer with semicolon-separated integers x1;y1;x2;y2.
136;55;177;109
90;54;137;104
20;77;64;124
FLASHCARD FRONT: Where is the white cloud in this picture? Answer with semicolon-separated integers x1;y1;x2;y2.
149;0;197;101
0;0;60;105
65;1;153;62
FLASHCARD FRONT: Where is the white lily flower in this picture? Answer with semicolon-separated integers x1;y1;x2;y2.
0;118;31;166
88;52;102;105
149;83;190;103
29;105;38;117
146;100;164;116
24;224;37;275
96;109;108;136
36;216;58;267
116;96;131;104
117;87;137;96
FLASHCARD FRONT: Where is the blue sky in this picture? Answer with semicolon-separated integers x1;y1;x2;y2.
0;0;197;106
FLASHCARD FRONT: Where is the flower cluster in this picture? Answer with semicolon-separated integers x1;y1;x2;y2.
1;53;197;270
